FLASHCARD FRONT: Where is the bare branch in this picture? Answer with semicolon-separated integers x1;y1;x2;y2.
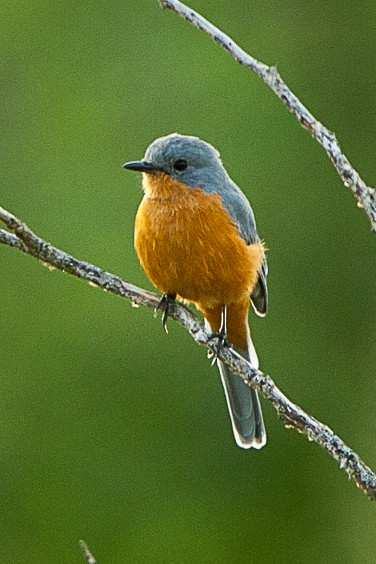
1;205;376;500
159;0;376;232
0;207;168;315
0;228;23;249
79;540;97;564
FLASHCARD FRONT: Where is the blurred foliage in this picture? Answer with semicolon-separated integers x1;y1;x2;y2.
1;1;376;562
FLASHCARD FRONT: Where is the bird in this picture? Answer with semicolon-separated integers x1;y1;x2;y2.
123;133;268;449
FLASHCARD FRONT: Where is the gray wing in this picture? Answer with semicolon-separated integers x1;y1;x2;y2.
250;258;268;317
220;181;268;317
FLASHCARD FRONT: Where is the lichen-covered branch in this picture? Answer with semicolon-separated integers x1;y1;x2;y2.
159;0;376;232
79;540;97;564
1;205;376;500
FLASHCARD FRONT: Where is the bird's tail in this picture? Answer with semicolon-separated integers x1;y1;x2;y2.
217;334;266;449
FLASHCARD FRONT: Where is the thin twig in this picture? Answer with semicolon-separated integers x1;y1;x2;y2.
1;205;376;500
79;540;97;564
159;0;376;232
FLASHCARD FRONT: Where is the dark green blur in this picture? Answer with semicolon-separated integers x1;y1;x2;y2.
1;1;376;562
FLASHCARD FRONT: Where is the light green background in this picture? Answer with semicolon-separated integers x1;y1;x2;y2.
1;1;376;562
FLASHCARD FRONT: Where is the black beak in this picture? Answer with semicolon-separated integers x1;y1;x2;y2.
123;160;163;173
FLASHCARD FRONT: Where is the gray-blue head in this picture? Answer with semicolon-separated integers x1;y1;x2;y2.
123;133;229;190
124;132;259;254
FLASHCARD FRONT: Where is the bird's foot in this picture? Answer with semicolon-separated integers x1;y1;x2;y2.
154;293;176;333
207;304;229;365
207;331;230;365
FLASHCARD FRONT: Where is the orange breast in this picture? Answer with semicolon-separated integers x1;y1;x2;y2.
134;173;264;311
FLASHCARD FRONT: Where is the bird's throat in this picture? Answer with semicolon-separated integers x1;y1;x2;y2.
142;172;192;199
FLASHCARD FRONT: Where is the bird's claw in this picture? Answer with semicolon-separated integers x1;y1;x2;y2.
154;293;176;333
207;331;230;365
207;304;229;365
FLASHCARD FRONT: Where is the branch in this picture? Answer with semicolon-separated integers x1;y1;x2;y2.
79;540;97;564
159;0;376;233
1;205;376;500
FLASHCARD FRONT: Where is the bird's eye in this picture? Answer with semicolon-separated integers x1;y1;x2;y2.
173;158;188;172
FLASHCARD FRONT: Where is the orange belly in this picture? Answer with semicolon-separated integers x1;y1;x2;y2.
134;173;264;348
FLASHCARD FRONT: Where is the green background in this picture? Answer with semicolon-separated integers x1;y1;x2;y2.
1;1;376;562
